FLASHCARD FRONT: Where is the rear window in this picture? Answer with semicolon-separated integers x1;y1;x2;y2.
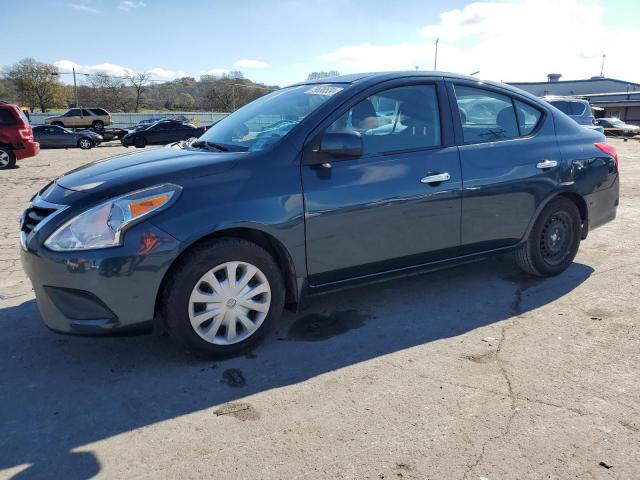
568;102;586;115
0;109;18;126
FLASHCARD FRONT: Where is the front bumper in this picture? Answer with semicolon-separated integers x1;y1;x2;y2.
21;220;183;335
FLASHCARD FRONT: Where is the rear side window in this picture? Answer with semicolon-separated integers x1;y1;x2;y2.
0;109;17;125
568;102;586;115
549;100;570;114
82;109;93;116
514;100;542;136
326;84;441;155
454;85;518;142
89;108;108;115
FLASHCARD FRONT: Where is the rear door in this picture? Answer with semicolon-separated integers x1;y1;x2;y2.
449;81;562;254
301;80;462;285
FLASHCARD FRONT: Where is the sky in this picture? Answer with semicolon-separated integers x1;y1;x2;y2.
2;0;640;87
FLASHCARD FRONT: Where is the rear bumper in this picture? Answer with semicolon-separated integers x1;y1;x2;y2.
20;221;183;335
15;140;40;160
586;175;619;232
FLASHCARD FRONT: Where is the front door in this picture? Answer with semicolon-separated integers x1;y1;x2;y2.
301;81;462;285
450;82;563;254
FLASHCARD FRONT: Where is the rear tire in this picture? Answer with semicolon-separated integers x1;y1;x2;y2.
0;146;16;169
91;120;104;131
515;197;582;277
162;238;285;358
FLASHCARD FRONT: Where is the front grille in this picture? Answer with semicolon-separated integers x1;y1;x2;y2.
21;206;57;235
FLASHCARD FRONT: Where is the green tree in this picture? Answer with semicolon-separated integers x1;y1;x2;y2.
5;58;67;112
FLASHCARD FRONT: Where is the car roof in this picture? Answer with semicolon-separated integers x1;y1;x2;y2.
295;70;539;97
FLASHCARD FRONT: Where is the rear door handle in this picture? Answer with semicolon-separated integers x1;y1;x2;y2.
536;160;558;169
421;172;451;184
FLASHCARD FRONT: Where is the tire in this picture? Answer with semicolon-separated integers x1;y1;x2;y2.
91;120;104;131
52;121;64;127
0;146;16;169
162;238;285;358
515;197;582;277
134;137;146;148
78;137;93;150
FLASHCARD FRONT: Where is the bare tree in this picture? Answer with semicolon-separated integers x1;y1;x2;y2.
5;58;66;112
125;71;152;112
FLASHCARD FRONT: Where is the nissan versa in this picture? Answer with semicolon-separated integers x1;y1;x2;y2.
20;72;619;357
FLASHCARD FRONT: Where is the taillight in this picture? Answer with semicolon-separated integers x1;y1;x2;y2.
594;142;618;166
18;128;33;140
592;119;597;125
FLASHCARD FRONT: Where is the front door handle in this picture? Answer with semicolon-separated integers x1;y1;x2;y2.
421;172;451;184
536;159;558;169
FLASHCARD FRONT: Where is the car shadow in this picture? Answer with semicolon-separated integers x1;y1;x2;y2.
0;257;593;479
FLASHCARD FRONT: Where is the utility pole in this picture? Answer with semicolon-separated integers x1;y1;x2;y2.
72;67;78;107
434;38;439;71
600;54;606;77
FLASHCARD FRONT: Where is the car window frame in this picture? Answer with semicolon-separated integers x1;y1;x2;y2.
447;80;546;146
302;77;453;165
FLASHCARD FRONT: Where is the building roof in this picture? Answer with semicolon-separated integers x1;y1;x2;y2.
509;77;640;88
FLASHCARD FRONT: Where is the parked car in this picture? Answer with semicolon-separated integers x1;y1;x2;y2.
44;108;112;131
596;118;640;137
20;72;619;357
0;102;39;170
544;97;603;133
121;120;206;148
33;125;102;149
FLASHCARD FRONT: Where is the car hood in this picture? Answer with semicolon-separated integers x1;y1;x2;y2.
56;146;242;197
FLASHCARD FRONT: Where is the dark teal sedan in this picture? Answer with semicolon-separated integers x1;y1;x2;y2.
20;72;619;357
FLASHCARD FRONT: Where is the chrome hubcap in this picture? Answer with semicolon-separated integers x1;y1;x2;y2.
188;261;271;345
80;140;90;148
0;151;10;167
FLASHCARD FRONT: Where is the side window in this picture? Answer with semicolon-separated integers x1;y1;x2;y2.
568;102;586;115
550;101;570;114
514;100;542;136
82;109;93;116
454;85;518;143
0;110;17;125
66;109;81;117
326;84;441;155
90;108;107;115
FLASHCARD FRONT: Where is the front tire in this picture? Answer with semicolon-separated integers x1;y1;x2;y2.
516;197;582;277
162;238;285;358
134;137;146;148
0;146;16;169
78;137;93;150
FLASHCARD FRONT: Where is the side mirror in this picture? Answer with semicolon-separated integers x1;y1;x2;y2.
319;131;363;157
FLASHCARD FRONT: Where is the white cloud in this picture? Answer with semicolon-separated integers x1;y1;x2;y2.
118;0;146;11
234;59;269;69
54;60;190;81
319;0;640;83
199;68;230;78
67;2;101;14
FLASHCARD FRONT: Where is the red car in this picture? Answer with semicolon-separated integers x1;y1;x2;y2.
0;102;40;170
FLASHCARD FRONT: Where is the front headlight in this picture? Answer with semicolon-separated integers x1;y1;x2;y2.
44;183;182;252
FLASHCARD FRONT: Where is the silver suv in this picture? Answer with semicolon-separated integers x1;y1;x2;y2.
544;97;603;133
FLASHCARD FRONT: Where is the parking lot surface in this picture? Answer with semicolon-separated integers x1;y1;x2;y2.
1;140;638;479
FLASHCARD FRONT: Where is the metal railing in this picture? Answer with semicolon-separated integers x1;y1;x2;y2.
27;111;230;129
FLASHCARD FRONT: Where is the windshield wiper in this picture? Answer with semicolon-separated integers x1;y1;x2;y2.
191;140;229;152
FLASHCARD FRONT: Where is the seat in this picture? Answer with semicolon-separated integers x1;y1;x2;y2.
495;106;519;139
351;99;379;131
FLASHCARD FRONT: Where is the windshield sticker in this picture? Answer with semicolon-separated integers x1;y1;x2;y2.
305;85;343;96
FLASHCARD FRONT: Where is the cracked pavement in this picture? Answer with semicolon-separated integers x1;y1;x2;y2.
1;140;639;479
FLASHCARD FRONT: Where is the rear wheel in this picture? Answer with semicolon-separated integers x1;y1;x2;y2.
78;137;93;150
91;120;104;131
0;146;16;169
515;197;582;277
163;238;285;358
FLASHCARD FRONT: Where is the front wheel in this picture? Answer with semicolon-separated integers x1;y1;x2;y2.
0;146;16;169
78;138;93;150
162;238;285;358
515;197;582;277
134;137;146;148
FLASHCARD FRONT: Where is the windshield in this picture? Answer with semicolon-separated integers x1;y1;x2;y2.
197;84;345;152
